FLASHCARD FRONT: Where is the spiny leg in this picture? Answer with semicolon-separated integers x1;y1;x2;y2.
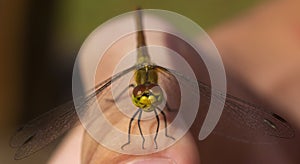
153;108;160;149
137;109;145;149
121;109;141;150
157;107;175;140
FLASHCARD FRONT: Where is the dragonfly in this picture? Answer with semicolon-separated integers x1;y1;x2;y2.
10;7;295;160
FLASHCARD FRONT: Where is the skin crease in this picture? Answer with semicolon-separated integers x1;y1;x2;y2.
49;1;300;163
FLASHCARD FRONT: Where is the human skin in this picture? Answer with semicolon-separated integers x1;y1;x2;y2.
49;1;300;163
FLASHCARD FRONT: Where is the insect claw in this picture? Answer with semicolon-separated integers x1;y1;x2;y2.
167;135;175;140
121;143;129;150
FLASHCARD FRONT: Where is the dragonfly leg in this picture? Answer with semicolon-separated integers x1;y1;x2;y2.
137;110;145;149
107;84;135;102
121;109;141;150
153;108;160;149
157;107;175;140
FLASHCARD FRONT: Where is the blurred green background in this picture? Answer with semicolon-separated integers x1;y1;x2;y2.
0;0;261;163
58;0;260;45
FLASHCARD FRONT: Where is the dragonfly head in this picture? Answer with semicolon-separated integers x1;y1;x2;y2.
132;83;164;112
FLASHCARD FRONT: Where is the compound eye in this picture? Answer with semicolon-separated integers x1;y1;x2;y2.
132;85;145;97
150;85;162;96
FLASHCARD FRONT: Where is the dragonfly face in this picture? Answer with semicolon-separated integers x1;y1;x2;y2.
132;82;164;112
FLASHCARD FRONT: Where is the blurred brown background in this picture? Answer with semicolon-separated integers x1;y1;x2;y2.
2;0;300;164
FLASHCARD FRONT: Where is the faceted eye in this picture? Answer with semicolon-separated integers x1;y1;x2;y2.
133;85;145;96
137;90;142;96
150;85;162;95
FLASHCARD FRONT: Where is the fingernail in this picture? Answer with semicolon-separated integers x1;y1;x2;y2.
125;157;176;164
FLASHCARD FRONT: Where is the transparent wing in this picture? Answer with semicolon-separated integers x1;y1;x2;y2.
10;66;136;159
155;65;295;142
10;100;78;160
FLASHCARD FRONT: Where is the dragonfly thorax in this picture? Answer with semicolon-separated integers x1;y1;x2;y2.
132;83;163;112
134;66;158;85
